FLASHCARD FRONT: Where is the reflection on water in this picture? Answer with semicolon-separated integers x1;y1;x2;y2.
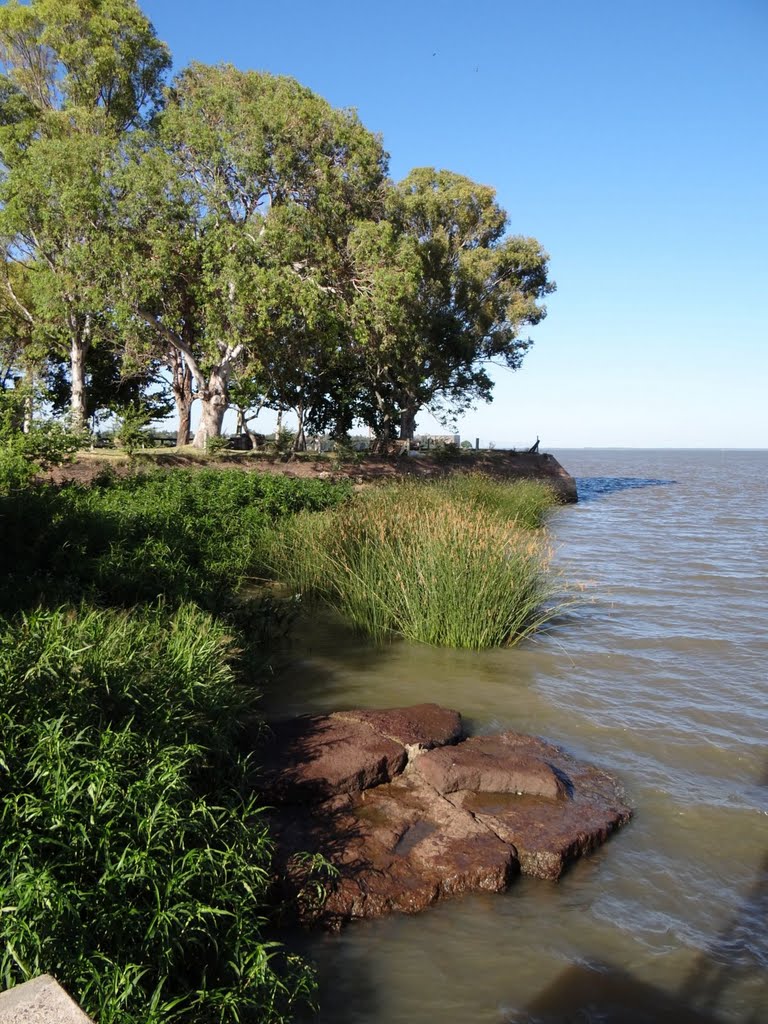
265;449;768;1024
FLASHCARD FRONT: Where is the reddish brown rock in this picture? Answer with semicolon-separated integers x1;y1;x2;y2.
333;703;463;753
259;714;407;803
413;734;567;799
273;775;517;928
261;708;632;927
445;732;632;880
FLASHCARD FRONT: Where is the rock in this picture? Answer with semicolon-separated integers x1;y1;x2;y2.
445;732;632;880
273;776;516;928
259;714;407;804
261;707;632;927
413;734;567;799
333;703;463;755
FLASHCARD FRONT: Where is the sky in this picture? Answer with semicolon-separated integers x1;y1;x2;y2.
142;0;767;448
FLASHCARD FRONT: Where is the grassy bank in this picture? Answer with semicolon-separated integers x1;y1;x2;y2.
0;467;560;1021
270;476;558;649
0;469;352;1024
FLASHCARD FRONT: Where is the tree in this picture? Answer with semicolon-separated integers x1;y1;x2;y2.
114;62;387;447
348;168;554;444
0;0;170;429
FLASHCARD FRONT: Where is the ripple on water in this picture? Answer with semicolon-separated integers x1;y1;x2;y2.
277;450;768;1024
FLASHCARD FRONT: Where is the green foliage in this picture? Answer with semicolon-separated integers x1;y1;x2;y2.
204;433;231;455
270;428;296;456
114;402;151;454
436;474;555;530
0;468;352;612
0;0;170;136
112;61;388;447
0;603;314;1023
0;468;353;1021
346;169;554;443
0;0;171;430
270;477;558;649
0;389;81;494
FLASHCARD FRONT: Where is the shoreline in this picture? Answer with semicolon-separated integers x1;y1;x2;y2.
42;449;578;503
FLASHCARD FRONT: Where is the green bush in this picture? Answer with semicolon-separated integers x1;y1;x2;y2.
270;477;558;649
113;403;151;454
0;469;352;613
434;474;555;529
0;391;82;494
0;604;315;1023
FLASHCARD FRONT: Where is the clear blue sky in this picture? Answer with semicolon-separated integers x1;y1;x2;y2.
142;0;767;448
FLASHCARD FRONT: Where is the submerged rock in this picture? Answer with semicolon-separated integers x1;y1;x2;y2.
261;704;631;929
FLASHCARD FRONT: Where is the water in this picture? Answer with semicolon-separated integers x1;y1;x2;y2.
262;449;768;1024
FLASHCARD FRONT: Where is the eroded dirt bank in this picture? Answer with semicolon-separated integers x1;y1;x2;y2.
44;450;578;501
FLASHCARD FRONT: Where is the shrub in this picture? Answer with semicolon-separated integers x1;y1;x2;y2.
0;391;82;494
113;403;151;454
0;469;352;613
270;478;558;649
0;604;315;1023
434;474;555;529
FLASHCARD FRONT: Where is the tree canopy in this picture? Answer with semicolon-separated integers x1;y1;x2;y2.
0;1;553;448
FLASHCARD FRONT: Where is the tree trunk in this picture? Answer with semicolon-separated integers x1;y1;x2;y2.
192;372;228;448
177;397;193;447
22;381;33;434
294;402;307;452
399;404;418;441
70;335;88;432
170;352;194;446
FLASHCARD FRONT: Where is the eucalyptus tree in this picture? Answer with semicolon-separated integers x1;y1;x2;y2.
0;0;170;429
348;168;554;444
116;62;387;447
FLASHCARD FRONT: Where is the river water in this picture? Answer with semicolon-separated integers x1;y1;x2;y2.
263;449;768;1024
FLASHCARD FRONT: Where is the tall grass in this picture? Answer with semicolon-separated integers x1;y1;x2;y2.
271;476;557;649
0;604;314;1024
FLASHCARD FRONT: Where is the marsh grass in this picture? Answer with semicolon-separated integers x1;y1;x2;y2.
0;603;314;1024
271;476;558;649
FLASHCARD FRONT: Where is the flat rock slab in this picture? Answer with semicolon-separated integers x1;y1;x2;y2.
261;706;631;927
0;976;92;1024
259;714;408;803
445;733;632;880
413;734;567;799
333;703;463;753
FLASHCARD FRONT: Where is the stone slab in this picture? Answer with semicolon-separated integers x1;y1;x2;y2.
446;731;632;879
413;733;567;799
0;976;92;1024
333;703;463;753
259;714;407;803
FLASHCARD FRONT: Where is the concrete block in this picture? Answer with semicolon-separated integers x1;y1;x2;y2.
0;975;93;1023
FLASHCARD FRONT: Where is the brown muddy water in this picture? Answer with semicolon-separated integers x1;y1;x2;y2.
261;449;768;1024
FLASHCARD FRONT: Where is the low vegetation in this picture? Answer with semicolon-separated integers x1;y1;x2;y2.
0;468;351;613
0;466;560;1020
0;469;352;1023
271;476;558;649
0;604;314;1024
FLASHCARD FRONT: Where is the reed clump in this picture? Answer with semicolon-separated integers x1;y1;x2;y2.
271;476;557;648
